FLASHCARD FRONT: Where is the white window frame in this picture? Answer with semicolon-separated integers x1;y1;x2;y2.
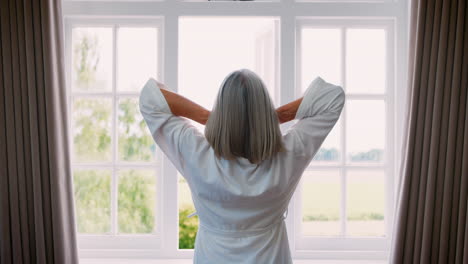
64;17;168;258
292;18;395;259
62;0;409;261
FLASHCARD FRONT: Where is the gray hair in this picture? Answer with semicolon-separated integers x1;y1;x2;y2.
204;69;285;164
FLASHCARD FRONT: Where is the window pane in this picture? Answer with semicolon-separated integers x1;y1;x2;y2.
72;27;113;92
72;98;112;162
346;100;385;163
118;97;156;162
179;17;278;131
73;169;111;233
178;174;198;249
346;170;385;236
302;170;341;236
118;169;156;233
346;29;386;94
117;27;158;92
301;28;342;91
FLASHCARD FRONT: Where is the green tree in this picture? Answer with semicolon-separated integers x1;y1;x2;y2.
73;33;100;90
118;98;155;162
73;98;112;162
179;207;198;249
313;147;339;161
349;148;384;162
72;30;196;241
118;170;156;233
73;170;111;233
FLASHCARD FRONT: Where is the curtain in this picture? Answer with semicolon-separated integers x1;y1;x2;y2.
0;0;79;263
390;0;468;263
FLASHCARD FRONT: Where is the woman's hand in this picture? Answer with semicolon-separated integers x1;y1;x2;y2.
276;109;295;124
200;110;211;125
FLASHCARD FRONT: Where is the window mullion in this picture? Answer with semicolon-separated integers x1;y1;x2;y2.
111;24;118;236
340;26;347;237
385;23;396;239
162;14;180;257
281;11;297;253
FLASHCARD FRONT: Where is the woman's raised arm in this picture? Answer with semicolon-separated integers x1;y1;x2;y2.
157;82;211;125
276;97;303;124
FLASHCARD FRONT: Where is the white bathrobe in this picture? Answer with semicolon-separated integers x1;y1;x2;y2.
139;76;345;264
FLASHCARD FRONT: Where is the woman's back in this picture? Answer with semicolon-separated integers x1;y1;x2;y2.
139;75;345;264
185;144;299;263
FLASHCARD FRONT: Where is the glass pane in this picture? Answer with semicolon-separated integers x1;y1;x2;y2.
118;97;156;162
312;114;342;163
179;17;278;132
301;28;342;91
346;100;385;163
346;29;386;94
302;170;341;236
178;174;198;249
346;170;385;236
72;98;112;162
118;169;156;233
73;169;111;233
72;27;113;92
117;27;158;92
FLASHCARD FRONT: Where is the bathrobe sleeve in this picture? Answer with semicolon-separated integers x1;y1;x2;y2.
139;78;201;179
288;76;346;160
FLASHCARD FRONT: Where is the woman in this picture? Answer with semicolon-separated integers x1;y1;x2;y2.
139;69;345;264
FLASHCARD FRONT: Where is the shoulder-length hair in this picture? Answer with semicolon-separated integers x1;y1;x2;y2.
204;69;285;164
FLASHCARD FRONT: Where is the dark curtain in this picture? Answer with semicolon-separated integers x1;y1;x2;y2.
0;0;79;263
390;0;468;263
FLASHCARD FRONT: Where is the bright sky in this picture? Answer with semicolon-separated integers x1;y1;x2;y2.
178;17;276;106
300;27;386;154
178;17;277;132
117;27;158;92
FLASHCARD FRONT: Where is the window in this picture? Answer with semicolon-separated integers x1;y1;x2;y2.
66;19;164;254
177;16;279;249
294;20;394;255
63;0;408;260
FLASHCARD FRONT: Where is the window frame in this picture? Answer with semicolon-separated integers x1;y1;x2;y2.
292;18;395;258
63;0;409;260
65;17;168;257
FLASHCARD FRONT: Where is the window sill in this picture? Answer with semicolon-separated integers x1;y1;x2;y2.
80;259;388;264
